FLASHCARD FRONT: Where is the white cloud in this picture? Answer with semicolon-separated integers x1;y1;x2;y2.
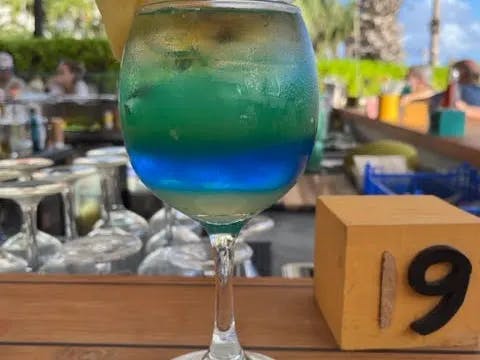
400;0;480;65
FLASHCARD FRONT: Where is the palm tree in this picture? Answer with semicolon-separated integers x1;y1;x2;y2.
430;0;440;66
33;0;45;37
358;0;404;62
296;0;355;58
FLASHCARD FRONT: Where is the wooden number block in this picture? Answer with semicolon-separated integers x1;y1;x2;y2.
314;195;480;350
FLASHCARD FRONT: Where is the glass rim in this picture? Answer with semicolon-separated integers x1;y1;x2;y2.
140;0;299;14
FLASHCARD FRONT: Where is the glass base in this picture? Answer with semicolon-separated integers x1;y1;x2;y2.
149;207;203;235
94;209;149;240
172;350;273;360
2;230;62;266
145;225;201;254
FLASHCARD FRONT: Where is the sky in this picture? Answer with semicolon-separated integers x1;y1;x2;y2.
399;0;480;65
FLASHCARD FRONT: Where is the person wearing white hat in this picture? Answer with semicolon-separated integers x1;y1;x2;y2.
0;52;25;100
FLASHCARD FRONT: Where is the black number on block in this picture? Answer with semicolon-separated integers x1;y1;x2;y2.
408;245;471;335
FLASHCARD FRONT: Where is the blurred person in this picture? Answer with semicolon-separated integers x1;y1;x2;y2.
28;76;45;93
401;65;435;106
0;52;25;100
453;60;480;121
47;60;89;97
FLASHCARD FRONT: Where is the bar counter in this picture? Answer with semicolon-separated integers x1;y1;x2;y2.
335;108;480;168
0;275;477;359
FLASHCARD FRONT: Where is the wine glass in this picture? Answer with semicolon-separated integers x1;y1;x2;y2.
118;1;318;359
32;165;97;242
0;168;28;272
86;146;127;158
73;156;149;239
0;158;53;180
39;233;142;275
85;147;150;240
0;170;22;182
145;203;202;253
139;241;253;277
149;204;203;236
0;180;66;271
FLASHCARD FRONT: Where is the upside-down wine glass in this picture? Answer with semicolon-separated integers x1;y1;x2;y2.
0;180;66;271
32;165;97;242
118;1;318;359
73;155;148;239
86;146;150;239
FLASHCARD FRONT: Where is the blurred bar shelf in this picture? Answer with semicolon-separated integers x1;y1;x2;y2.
335;108;480;168
65;130;124;146
0;275;476;359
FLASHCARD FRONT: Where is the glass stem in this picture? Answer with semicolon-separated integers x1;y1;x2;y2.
99;168;115;226
111;167;124;210
208;232;244;360
61;185;77;241
165;203;174;245
19;199;39;271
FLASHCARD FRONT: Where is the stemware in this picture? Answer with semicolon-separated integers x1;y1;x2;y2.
0;158;53;180
86;146;128;158
32;165;97;241
139;241;253;277
0;169;28;273
0;180;66;270
149;204;203;236
0;170;22;182
0;170;23;242
117;0;318;359
73;155;149;239
40;233;142;275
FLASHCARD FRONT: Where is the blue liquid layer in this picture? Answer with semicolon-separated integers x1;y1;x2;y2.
128;139;312;194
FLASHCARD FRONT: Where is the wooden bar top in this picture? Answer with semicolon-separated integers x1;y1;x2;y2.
0;275;478;359
336;108;480;167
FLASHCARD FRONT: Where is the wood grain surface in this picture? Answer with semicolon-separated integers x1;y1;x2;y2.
2;345;480;360
0;275;477;359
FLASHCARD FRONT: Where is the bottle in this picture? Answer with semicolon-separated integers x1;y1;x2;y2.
103;110;114;130
29;104;46;153
441;68;460;108
30;107;40;153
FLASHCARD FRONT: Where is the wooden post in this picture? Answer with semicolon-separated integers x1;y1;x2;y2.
33;0;44;38
430;0;440;67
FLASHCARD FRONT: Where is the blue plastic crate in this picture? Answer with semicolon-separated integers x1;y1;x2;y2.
363;163;480;216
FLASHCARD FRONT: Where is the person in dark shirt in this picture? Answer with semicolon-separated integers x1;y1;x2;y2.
453;60;480;121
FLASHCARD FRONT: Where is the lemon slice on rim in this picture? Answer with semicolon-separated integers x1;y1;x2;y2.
96;0;150;60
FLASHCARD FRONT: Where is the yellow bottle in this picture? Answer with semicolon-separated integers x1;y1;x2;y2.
378;94;400;124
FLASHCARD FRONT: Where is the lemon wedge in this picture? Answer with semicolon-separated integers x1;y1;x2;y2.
96;0;150;60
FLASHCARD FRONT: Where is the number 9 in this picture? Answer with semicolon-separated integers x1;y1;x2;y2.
408;245;472;335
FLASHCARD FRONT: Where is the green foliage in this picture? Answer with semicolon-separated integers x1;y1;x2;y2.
318;59;449;97
296;0;354;58
0;37;118;92
0;38;117;74
0;0;103;39
44;0;104;38
0;37;450;96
